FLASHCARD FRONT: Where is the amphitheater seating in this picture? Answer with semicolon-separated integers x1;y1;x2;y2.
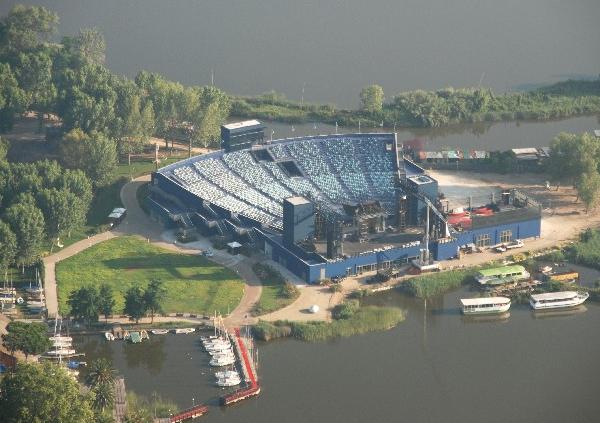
163;134;400;230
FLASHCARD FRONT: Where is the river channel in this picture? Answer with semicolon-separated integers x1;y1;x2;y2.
74;264;600;423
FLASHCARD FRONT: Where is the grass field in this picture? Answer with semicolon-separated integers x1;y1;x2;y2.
55;236;244;315
251;263;299;315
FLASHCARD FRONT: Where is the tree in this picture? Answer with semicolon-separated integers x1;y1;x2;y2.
70;28;106;65
0;5;59;55
576;171;600;213
144;279;166;324
124;286;147;324
98;284;116;321
87;358;117;387
4;197;46;268
0;136;8;160
0;220;17;273
360;84;384;113
0;62;28;132
13;49;57;131
0;362;95;423
58;168;93;211
91;381;115;412
67;286;100;326
60;129;117;187
1;321;51;359
37;188;87;239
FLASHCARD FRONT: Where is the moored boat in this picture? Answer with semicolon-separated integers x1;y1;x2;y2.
173;328;196;334
151;329;169;335
104;332;115;341
216;373;241;387
460;297;511;315
530;291;589;310
210;355;236;367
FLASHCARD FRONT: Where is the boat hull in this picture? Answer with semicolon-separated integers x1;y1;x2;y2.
530;294;589;311
461;303;511;315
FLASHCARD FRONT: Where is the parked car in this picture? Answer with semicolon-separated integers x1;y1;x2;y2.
202;248;214;257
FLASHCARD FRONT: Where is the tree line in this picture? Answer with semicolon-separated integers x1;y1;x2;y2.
0;140;93;271
0;4;231;153
67;279;166;325
232;79;600;129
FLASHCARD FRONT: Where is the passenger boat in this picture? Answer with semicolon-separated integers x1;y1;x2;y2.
173;328;196;334
151;329;169;335
460;297;511;315
530;291;589;310
476;265;530;286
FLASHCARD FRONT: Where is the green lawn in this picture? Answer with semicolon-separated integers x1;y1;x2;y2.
251;263;299;315
55;236;244;316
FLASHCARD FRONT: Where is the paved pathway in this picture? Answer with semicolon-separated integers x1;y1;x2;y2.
43;175;263;327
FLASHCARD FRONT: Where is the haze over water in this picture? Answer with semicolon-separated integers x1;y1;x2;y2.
2;0;599;107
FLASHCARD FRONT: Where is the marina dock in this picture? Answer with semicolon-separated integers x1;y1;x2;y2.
166;404;209;422
220;327;260;406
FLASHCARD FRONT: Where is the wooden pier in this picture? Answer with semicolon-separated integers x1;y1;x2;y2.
113;377;127;423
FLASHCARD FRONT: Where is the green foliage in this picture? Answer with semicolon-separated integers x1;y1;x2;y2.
98;284;116;320
143;278;166;323
404;269;477;298
86;358;117;387
125;391;178;421
254;305;405;342
0;5;59;54
124;286;146;324
0;62;28;131
3;195;45;267
360;84;384;113
56;236;244;315
331;299;360;320
252;263;299;315
566;228;600;270
0;362;96;423
1;321;51;358
0;219;17;271
67;285;100;325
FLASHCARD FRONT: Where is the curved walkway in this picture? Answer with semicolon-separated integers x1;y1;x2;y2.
44;175;263;328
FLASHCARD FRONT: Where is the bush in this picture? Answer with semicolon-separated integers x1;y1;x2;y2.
332;300;359;320
330;283;343;293
404;269;477;298
252;321;292;341
282;282;300;299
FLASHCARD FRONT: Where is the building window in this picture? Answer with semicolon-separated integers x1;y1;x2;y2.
500;230;512;244
475;233;491;247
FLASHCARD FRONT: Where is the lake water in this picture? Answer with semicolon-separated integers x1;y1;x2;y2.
74;264;600;423
2;1;599;107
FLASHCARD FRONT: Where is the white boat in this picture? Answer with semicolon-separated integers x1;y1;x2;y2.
209;355;236;367
50;335;73;342
216;374;241;387
53;338;73;347
151;329;169;335
104;332;115;341
208;348;233;357
173;328;195;334
46;348;77;357
215;369;239;379
460;297;511;315
530;291;589;310
205;341;231;351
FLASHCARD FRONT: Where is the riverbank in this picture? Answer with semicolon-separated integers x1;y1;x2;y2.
253;304;405;342
232;79;600;129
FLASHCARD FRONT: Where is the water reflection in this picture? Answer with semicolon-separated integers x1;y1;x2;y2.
122;337;167;375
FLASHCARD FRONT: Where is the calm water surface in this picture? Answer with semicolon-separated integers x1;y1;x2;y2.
75;264;600;423
1;0;599;107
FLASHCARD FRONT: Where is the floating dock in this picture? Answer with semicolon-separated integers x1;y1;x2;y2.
167;404;209;422
220;328;260;406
